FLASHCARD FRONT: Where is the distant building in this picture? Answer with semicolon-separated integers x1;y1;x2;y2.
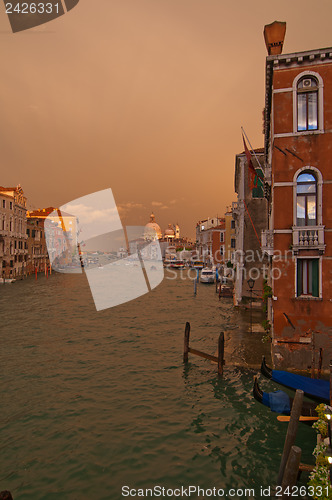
145;213;162;240
196;217;225;265
262;22;332;370
224;209;236;264
27;207;78;271
233;148;268;305
164;224;175;242
26;213;50;273
144;212;193;259
0;185;27;278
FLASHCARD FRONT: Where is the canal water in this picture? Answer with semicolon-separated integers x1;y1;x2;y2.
0;270;316;499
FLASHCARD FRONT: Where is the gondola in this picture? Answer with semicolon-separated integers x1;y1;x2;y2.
261;356;330;404
253;376;318;416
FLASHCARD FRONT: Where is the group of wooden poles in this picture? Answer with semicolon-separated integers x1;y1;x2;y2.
276;389;316;497
183;322;225;377
182;322;329;498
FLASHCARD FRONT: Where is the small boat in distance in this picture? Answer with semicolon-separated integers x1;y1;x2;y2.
170;260;186;269
164;259;186;269
190;260;204;269
200;268;215;283
261;356;330;403
1;278;16;284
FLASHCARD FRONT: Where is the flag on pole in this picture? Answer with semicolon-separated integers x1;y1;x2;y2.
242;133;264;191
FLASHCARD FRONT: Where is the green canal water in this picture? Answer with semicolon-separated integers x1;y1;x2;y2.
0;271;316;499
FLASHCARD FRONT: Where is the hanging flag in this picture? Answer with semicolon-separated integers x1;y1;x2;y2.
242;133;264;191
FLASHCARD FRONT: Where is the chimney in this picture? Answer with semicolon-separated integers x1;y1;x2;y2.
264;21;286;55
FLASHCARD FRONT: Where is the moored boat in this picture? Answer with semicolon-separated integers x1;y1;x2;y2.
190;260;204;270
253;376;318;416
261;356;330;403
200;268;215;283
219;284;233;298
164;259;186;269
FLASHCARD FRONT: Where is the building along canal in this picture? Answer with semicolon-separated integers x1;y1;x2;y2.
0;270;316;499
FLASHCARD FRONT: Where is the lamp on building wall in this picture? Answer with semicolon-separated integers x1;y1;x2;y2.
247;278;255;333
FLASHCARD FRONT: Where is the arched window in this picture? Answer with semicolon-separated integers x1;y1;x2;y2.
296;172;317;226
297;76;318;131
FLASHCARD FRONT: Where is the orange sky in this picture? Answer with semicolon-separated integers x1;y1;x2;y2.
1;0;332;237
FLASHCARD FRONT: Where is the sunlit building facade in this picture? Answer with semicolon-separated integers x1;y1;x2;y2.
0;185;27;278
262;23;332;369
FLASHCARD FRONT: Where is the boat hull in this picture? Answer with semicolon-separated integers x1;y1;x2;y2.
253;376;318;417
261;356;330;403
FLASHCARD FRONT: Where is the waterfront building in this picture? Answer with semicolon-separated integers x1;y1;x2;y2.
232;148;268;305
26;217;50;273
262;22;332;369
224;209;236;264
195;217;225;265
27;207;78;271
0;185;27;278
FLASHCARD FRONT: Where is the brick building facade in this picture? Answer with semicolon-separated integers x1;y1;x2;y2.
263;23;332;369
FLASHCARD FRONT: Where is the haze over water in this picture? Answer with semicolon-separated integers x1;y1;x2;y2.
0;272;315;499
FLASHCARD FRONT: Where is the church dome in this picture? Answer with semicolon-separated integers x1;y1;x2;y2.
145;212;162;240
164;224;175;237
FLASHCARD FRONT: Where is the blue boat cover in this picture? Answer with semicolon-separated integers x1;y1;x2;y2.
272;370;330;402
262;390;291;413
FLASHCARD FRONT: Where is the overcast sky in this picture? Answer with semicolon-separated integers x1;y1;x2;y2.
1;0;332;237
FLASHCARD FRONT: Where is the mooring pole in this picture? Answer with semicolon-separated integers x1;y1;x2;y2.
281;445;302;499
311;332;316;379
194;278;197;296
318;348;323;379
218;332;224;377
277;389;304;486
183;322;190;363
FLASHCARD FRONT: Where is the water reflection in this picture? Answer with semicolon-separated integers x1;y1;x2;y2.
0;272;315;499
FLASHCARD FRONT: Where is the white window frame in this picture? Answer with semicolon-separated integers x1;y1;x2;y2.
293;166;323;227
292;71;324;134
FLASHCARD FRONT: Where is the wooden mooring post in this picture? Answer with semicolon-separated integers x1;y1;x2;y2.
183;322;224;377
277;389;304;486
281;446;302;500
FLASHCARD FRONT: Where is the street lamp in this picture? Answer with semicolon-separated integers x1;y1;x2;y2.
247;278;255;333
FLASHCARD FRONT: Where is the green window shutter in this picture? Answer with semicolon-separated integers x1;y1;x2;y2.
296;259;303;296
311;259;319;297
252;169;264;198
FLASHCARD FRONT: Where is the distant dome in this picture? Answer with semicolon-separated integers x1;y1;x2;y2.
145;212;162;240
165;223;175;237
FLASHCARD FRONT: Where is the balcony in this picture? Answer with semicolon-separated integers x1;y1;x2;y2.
292;225;325;254
232;202;239;217
261;229;274;256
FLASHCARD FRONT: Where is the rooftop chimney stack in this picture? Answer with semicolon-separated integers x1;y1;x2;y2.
264;21;286;55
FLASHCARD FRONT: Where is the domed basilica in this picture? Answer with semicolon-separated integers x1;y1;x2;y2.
144;213;180;241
